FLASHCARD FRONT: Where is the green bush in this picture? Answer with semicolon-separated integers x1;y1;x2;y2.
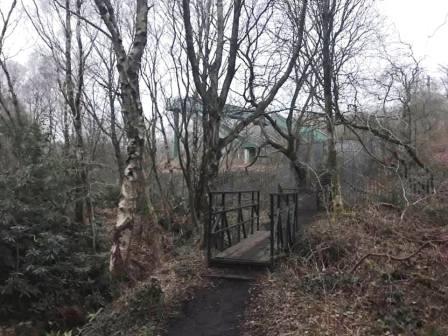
80;279;163;336
0;125;111;327
96;183;121;208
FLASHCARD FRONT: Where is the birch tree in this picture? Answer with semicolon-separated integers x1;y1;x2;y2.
93;0;150;275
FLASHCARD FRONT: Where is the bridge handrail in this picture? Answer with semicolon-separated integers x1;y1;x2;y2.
207;190;261;260
269;192;299;263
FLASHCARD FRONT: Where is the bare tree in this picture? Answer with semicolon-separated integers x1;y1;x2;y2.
181;0;309;244
93;0;150;275
0;0;22;132
141;16;178;226
64;0;91;224
306;0;376;210
256;0;317;189
440;65;448;98
22;54;62;151
162;0;202;230
84;35;125;184
336;43;435;177
24;0;94;224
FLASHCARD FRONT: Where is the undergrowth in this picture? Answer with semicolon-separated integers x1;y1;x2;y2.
244;184;448;335
78;238;207;336
0;126;112;330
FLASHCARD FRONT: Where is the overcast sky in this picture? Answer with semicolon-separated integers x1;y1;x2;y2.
3;1;448;75
377;0;448;73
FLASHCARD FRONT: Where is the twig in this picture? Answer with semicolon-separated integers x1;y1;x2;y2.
53;0;112;39
399;193;434;224
375;202;402;211
350;240;448;273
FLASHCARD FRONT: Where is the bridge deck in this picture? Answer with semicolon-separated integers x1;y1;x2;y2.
212;230;271;266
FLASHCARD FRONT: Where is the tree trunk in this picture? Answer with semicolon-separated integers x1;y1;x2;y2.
109;88;124;185
63;104;70;154
326;130;343;210
292;159;307;188
321;0;343;211
196;104;222;248
64;0;89;224
94;0;150;276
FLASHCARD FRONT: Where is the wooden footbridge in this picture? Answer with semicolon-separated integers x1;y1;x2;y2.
207;189;312;267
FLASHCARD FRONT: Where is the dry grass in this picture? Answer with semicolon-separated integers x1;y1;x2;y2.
80;240;208;336
80;208;209;336
243;185;448;336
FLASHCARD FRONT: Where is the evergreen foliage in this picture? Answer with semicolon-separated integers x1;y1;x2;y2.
0;124;111;326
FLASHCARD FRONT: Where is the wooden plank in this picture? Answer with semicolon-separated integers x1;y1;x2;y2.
214;230;270;264
216;231;269;258
209;258;270;266
203;273;256;281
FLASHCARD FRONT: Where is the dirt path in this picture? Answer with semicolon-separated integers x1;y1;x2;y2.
166;278;251;336
165;209;319;336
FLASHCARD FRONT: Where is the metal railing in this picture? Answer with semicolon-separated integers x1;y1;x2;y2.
207;190;260;260
269;191;299;262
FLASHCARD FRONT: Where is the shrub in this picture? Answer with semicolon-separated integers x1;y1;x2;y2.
0;125;111;327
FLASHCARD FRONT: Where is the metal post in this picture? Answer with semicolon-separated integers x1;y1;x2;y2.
270;193;274;265
237;192;242;242
286;194;291;249
207;192;212;261
221;193;226;248
257;191;260;231
250;191;255;234
277;193;282;250
294;193;299;242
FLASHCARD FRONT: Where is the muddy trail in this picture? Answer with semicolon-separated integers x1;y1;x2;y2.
165;277;253;336
165;209;319;336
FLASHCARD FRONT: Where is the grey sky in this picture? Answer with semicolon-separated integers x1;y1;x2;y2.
377;0;448;73
2;1;448;74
